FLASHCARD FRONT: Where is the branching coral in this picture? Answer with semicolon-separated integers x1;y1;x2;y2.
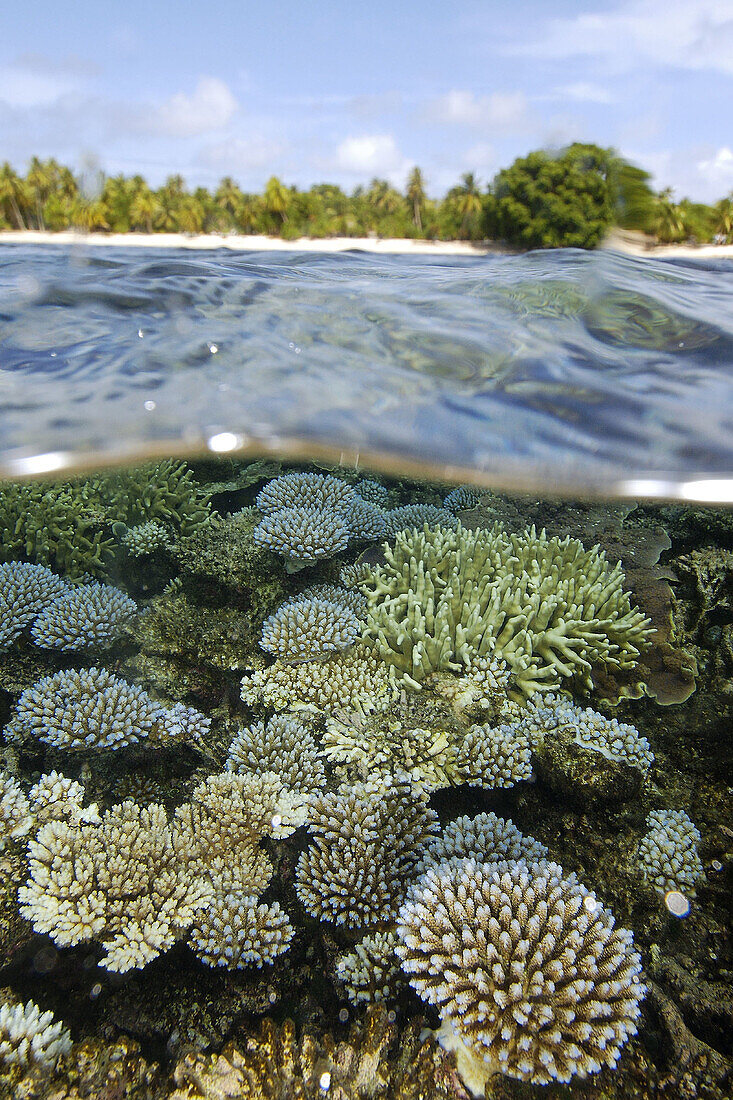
296;779;438;929
0;481;116;580
4;667;209;751
349;497;387;541
335;930;404;1006
189;895;293;970
638;809;704;897
254;473;354;567
322;709;531;795
30;582;137;650
396;858;645;1089
363;522;653;697
0;997;71;1069
354;479;389;508
0;773;33;851
523;693;655;775
118;521;173;557
19;801;209;972
418;811;549;873
256;472;355;516
20;772;303;973
260;593;360;661
226;714;326;794
383;504;455;537
443;485;482;512
0;562;67;649
241;643;398;713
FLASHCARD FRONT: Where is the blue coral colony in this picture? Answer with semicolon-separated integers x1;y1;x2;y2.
0;463;718;1094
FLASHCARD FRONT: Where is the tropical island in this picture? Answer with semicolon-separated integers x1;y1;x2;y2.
1;142;731;251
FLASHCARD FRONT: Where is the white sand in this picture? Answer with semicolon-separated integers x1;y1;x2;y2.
0;227;731;259
0;230;496;255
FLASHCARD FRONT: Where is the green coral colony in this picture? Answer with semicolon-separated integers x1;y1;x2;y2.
0;462;729;1099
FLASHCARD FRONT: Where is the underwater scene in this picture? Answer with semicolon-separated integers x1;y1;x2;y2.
0;248;731;1100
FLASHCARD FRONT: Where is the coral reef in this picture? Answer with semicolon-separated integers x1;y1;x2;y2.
443;485;482;512
348;496;388;540
396;858;646;1088
295;779;438;929
638;809;705;897
260;593;360;661
4;667;209;751
0;996;71;1070
170;1006;451;1100
29;581;137;650
20;772;304;973
226;713;326;794
335;929;404;1006
363;522;653;696
118;520;173;556
0;563;67;649
241;643;398;713
19;800;208;972
322;708;532;795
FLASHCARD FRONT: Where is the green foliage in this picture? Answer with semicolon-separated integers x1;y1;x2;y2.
0;152;728;246
485;146;614;249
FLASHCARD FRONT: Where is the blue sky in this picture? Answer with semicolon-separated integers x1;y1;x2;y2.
1;0;731;200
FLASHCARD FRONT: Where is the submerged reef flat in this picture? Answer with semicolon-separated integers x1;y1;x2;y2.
0;460;731;1100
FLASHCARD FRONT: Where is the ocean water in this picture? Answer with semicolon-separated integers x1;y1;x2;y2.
0;244;731;1099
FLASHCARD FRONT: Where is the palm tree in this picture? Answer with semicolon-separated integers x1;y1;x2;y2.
0;163;30;229
263;176;290;232
214;176;243;230
26;156;53;229
405;167;426;232
713;194;733;243
129;186;159;233
70;196;110;232
651;188;687;243
454;172;483;236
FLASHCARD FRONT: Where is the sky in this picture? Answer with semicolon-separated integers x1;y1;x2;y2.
1;0;731;201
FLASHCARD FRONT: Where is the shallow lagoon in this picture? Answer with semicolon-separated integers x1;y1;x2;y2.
0;246;731;1099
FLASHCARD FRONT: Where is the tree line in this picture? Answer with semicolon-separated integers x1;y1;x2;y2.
1;145;731;248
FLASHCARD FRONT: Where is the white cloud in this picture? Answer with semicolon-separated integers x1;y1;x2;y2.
506;0;733;75
0;55;92;108
334;134;408;177
152;77;238;138
554;83;615;105
426;90;528;131
697;146;733;186
197;135;286;176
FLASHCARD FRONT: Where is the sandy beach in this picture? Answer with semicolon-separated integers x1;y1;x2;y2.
0;227;731;259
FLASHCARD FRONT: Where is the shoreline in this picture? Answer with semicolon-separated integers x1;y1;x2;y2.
0;228;732;259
